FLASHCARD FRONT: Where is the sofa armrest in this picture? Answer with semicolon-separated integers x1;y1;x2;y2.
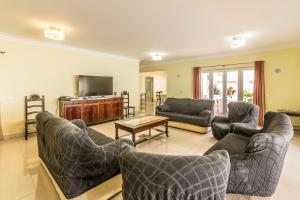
212;116;229;123
232;124;261;137
156;104;171;112
199;110;213;124
71;119;87;129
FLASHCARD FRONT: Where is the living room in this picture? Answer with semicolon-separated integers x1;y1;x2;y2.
1;1;300;200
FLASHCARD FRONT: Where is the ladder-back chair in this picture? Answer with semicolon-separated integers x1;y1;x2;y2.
25;94;45;140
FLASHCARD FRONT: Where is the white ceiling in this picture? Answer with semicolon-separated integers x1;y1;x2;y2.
1;0;300;64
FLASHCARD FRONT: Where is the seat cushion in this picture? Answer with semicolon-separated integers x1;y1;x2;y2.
86;127;115;146
205;133;250;156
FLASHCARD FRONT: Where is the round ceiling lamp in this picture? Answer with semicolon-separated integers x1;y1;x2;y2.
44;26;64;41
230;35;246;48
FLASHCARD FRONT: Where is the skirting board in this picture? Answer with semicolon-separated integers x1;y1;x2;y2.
40;159;122;200
226;194;273;200
168;121;210;134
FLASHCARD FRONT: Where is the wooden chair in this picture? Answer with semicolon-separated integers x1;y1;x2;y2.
121;91;135;118
156;91;163;106
140;93;146;112
25;94;45;140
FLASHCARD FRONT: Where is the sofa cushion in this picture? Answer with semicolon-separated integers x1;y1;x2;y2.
120;144;230;200
205;133;250;156
164;98;214;115
156;110;211;127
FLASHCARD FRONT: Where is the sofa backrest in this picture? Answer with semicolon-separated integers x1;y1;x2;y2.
120;144;230;200
228;101;259;123
262;112;294;134
164;98;214;115
36;112;97;177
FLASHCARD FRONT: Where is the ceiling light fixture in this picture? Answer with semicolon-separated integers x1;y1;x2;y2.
44;26;64;41
230;35;246;48
152;54;162;61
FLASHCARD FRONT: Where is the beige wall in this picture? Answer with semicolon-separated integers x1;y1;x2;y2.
0;39;140;137
139;71;167;100
141;47;300;126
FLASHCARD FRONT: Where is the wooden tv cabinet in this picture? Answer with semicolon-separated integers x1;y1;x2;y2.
59;97;123;125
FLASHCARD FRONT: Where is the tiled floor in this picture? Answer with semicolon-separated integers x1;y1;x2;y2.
0;104;300;199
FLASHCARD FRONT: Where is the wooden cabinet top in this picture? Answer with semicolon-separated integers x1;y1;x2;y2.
60;97;123;105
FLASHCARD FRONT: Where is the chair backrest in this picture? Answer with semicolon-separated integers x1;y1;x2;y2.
25;94;45;121
140;93;146;110
120;144;230;200
227;101;259;123
121;91;130;107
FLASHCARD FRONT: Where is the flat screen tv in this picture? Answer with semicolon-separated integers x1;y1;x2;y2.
78;75;113;97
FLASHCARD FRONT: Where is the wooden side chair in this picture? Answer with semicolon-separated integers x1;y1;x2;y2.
121;91;135;118
156;91;163;106
140;93;146;112
25;94;45;140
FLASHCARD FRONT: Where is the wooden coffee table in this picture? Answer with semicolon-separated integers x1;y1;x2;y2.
115;115;169;146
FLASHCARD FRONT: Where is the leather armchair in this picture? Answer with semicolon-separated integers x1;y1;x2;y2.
211;101;259;140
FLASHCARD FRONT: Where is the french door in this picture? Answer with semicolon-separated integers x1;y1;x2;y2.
201;68;254;114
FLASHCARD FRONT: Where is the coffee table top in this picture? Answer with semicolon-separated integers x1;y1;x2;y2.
115;115;168;128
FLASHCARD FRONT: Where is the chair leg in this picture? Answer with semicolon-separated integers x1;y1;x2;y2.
25;124;28;140
133;107;135;116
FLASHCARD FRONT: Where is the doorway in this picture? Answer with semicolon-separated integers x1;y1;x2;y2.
145;77;154;101
201;67;254;114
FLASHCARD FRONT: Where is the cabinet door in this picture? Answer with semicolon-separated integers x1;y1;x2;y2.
82;103;99;124
65;105;82;120
112;100;123;119
99;101;112;121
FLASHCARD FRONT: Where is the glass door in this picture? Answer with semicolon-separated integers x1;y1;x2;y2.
213;72;224;115
201;67;254;115
226;71;238;105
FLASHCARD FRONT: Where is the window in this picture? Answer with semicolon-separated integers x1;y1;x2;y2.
201;67;254;114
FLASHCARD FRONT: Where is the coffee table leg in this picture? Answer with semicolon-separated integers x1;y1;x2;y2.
132;133;136;147
115;124;119;140
165;121;169;137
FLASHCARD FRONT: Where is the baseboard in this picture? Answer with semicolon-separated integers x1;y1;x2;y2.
168;121;210;134
226;194;273;200
40;159;123;200
2;132;25;140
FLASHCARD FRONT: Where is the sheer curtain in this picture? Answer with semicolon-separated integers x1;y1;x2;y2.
193;67;201;99
253;61;265;126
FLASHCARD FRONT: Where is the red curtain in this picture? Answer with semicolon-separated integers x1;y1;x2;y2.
253;61;265;126
193;67;201;99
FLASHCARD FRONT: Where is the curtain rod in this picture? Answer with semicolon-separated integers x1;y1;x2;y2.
201;61;254;68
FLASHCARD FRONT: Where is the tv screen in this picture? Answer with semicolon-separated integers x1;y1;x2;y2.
78;75;113;97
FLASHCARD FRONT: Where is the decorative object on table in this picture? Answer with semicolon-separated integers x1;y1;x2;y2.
24;94;45;140
113;91;117;96
156;98;214;133
226;86;236;98
206;112;294;199
211;101;259;140
121;91;135;117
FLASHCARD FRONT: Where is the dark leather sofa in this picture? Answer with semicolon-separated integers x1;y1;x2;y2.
205;112;294;198
36;111;133;199
156;98;215;133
